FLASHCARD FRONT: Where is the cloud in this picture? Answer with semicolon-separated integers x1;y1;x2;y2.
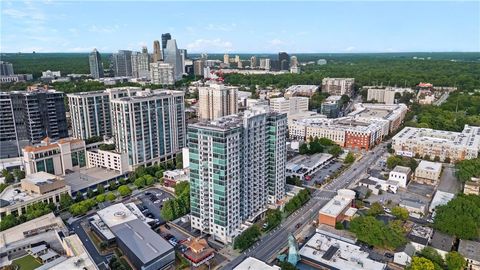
88;25;120;33
186;39;234;52
269;39;286;46
2;8;28;19
345;46;356;52
205;23;237;32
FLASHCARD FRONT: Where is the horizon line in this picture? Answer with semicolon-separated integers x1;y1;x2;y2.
2;51;480;54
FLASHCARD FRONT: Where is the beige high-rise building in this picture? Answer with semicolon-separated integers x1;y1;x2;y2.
153;40;162;62
198;84;238;120
223;53;229;64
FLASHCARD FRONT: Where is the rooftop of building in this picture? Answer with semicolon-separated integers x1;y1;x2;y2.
0;213;65;249
299;232;386;270
393;125;480;149
399;199;426;210
429;190;455;212
111;219;173;264
233;257;280;270
458;239;480;262
407;224;433;245
23;137;84;153
64;166;122;193
391;165;412;174
349;103;407;122
319;194;353;217
287;153;333;172
416;160;442;172
284;85;319;92
430;231;455;252
322;77;355;82
66;86;142;97
22;172;63;186
89;214;116;240
97;203;138;228
111;89;184;103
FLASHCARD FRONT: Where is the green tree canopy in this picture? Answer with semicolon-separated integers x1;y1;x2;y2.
433;194;480;239
445;251;466;270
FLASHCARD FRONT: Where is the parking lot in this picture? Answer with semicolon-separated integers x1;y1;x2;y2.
135;188;174;224
308;159;343;186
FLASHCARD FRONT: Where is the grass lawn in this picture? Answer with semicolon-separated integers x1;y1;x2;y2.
12;255;42;270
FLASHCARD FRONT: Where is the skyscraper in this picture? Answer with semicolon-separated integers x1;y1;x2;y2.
164;39;183;81
131;47;150;79
250;56;257;68
153;40;162;62
193;60;205;76
111;90;186;169
0;61;14;76
150;62;175;85
197;84;238;120
278;52;290;71
223;53;229;64
67;87;140;140
0;86;68;158
179;49;187;75
161;33;171;58
189;108;287;243
290;56;298;67
89;49;104;79
112;50;133;77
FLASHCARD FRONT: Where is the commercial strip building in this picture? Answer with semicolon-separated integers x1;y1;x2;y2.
299;230;387;270
67;87;140;140
321;78;355;96
286;153;333;180
289;103;407;150
318;189;356;227
110;90;186;168
269;96;309;116
91;203;174;270
392;125;480;162
0;172;71;217
0;86;68;158
197;84;238;120
188;108;287;243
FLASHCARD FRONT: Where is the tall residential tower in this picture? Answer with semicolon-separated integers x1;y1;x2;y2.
197;84;238;120
89;49;104;79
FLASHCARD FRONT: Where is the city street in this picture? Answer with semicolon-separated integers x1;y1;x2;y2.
221;142;388;269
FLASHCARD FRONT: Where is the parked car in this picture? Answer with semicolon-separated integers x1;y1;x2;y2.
165;224;171;230
145;192;152;196
295;223;301;229
156;193;163;197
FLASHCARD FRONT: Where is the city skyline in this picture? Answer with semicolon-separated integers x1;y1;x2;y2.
1;1;479;53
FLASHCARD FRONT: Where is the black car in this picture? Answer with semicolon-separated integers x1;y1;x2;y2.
145;192;152;196
165;224;171;230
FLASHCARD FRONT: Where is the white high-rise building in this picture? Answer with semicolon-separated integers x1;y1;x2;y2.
131;47;150;79
321;78;355;96
367;88;396;104
67;87;141;140
110;90;186;169
259;58;271;70
269;96;309;115
188;109;287;243
197;84;238;120
150;62;175;85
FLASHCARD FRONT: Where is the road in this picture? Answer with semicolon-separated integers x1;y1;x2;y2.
222;143;388;269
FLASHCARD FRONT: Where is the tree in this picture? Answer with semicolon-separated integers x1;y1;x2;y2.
265;209;282;231
407;257;435;270
234;225;261;251
433;156;441;162
286;176;302;186
445;251;466;270
0;183;9;193
433;194;480;239
349;216;406;250
345;152;355;164
134;177;146;188
175;153;183;169
160;200;175;221
96;184;105;194
1;169;9;178
278;261;298;270
367;202;384;216
105;192;117;201
455;158;480;182
59;194;74;210
117;185;132;197
96;194;106;203
4;173;14;184
12;169;25;180
387;155;403;169
299;143;309;155
108;180;117;190
391;206;409;220
424;154;431;161
0;214;18;231
335;222;344;230
328;145;343;157
319;137;334;146
418;247;444;268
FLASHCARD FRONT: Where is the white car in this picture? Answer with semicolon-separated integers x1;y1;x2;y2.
156;193;163;197
162;198;169;202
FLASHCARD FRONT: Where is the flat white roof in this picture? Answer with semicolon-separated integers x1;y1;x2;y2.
429;191;455;212
97;203;137;228
417;160;442;173
233;257;280;270
319;195;352;217
299;232;386;270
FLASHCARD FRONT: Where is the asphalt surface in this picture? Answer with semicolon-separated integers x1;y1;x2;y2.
222;142;388;269
307;160;343;186
137;188;174;223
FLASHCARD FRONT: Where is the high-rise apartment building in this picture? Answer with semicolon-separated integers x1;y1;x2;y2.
161;33;171;57
153;40;162;62
321;78;355;96
269;96;309;115
259;58;271;70
250;56;257;68
67;87;141;140
290;56;298;67
0;61;14;76
131;47;150;79
110;90;186;169
193;60;205;76
164;39;183;81
189;108;287;243
0;86;68;158
223;53;229;64
179;49;187;75
89;49;104;79
150;62;175;85
367;88;396;104
278;52;290;71
112;50;133;77
198;84;238;120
